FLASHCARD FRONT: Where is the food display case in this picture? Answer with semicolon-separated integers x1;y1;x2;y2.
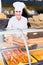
0;29;43;65
0;0;43;65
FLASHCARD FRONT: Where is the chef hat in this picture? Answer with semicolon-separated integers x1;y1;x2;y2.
13;2;25;12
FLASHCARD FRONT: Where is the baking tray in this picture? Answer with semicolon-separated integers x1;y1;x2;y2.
2;56;38;65
1;48;37;65
2;55;38;65
30;48;43;65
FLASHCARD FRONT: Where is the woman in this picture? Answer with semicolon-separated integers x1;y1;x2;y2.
5;2;28;46
7;1;28;30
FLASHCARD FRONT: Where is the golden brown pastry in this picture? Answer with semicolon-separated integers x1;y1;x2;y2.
0;13;7;19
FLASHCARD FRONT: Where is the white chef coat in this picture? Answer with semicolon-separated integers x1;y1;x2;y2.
6;16;28;39
7;16;27;30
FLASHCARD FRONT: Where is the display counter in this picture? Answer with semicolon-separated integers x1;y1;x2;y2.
0;29;43;65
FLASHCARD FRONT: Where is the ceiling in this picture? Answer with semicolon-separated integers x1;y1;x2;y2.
2;0;43;5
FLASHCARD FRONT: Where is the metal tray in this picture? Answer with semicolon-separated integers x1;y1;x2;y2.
1;47;37;65
30;48;43;60
2;53;38;65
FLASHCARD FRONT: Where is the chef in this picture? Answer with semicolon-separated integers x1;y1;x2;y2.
7;1;28;30
5;2;28;45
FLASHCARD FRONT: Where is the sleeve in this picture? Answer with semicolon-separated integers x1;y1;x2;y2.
23;18;28;35
24;18;28;29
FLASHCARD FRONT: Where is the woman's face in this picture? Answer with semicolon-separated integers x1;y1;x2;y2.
15;10;22;20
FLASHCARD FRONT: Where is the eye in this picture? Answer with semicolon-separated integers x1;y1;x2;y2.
16;11;18;12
